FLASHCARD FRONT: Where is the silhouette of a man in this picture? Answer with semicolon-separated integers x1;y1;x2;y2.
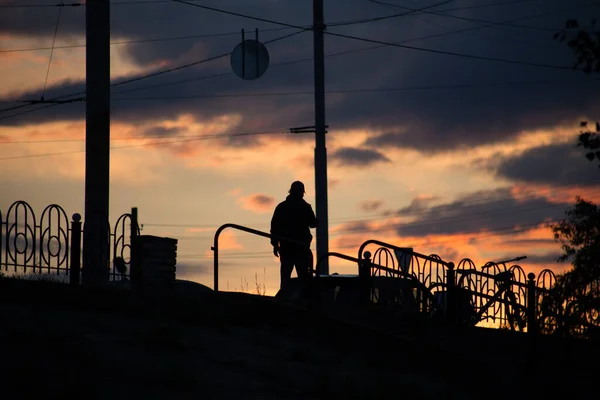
270;181;318;291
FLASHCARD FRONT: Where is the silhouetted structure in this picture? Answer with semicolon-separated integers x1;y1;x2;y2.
270;181;318;291
0;200;137;282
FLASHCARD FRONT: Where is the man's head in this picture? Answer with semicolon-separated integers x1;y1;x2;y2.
288;181;305;197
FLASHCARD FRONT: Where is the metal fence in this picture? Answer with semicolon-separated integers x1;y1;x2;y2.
358;241;569;334
0;200;136;282
361;243;599;338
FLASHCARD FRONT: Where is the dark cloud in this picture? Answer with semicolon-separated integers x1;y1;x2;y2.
330;147;390;167
391;188;570;237
522;253;563;265
2;0;600;153
501;238;556;247
358;199;383;212
249;194;275;206
175;262;210;278
493;141;600;186
397;195;440;215
143;125;182;137
237;193;276;213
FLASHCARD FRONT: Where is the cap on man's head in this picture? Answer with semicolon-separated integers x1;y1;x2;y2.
289;181;305;195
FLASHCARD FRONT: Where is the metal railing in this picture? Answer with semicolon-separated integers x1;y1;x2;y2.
0;200;137;283
209;227;598;338
211;223;313;292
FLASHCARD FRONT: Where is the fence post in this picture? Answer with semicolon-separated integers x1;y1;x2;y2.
130;207;139;283
359;251;372;305
446;262;456;324
527;272;538;336
69;213;82;285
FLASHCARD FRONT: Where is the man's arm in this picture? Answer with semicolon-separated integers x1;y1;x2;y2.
307;204;318;228
270;204;281;248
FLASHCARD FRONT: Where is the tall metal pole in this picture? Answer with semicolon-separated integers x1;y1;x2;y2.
313;0;329;275
83;0;111;285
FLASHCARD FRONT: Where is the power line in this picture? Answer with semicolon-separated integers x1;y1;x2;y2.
0;131;281;144
0;28;306;119
111;77;599;102
323;31;571;71
0;99;84;122
41;5;63;101
112;28;313;88
326;183;600;228
141;182;600;236
0;0;590;119
0;26;296;54
0;0;576;112
331;194;589;237
0;0;583;58
175;219;560;260
329;0;454;27
109;4;594;97
367;0;564;32
176;217;564;261
0;128;300;161
171;1;579;71
0;2;81;8
360;3;576;48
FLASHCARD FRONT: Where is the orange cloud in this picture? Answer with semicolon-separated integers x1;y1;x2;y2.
219;230;243;250
237;193;276;214
326;215;572;281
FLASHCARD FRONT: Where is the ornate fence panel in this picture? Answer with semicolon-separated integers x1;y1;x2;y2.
1;201;71;280
110;212;138;281
455;258;530;329
365;244;452;313
0;200;135;283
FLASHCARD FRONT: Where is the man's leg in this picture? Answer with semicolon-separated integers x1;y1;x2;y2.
280;253;294;292
294;251;313;280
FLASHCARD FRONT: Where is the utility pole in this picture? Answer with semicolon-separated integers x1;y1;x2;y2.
313;0;329;275
82;0;111;285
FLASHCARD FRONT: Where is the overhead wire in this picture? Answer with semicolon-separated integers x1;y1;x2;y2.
176;219;563;260
108;0;599;97
0;0;552;55
329;0;454;27
0;127;300;161
0;26;297;54
367;0;562;32
329;191;600;237
41;4;63;101
110;77;600;102
2;0;588;112
0;2;81;8
170;0;580;71
0;27;308;118
142;182;600;238
99;27;313;91
175;218;566;260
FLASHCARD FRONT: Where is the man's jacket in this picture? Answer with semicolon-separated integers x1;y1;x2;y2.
270;195;318;255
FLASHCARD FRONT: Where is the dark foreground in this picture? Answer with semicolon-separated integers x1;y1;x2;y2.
0;277;596;399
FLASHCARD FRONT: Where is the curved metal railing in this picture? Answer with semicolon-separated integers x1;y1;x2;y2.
211;223;312;292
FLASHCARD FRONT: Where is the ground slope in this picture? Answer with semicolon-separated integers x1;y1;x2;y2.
0;278;595;399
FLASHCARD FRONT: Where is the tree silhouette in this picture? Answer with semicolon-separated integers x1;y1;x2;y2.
555;19;600;73
541;21;600;338
578;121;600;167
545;199;600;339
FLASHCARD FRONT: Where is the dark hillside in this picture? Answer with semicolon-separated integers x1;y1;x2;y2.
0;278;595;399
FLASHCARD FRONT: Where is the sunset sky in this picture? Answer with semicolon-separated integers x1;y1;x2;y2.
1;0;600;295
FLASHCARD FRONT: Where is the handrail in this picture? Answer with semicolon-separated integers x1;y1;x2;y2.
314;252;360;274
211;223;312;292
358;239;455;269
